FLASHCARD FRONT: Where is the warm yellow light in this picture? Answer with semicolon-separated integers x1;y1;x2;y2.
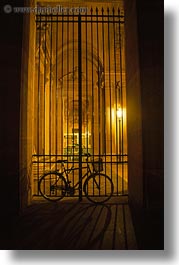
117;108;122;119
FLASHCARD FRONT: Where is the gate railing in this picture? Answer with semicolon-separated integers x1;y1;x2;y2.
33;7;127;201
32;154;128;197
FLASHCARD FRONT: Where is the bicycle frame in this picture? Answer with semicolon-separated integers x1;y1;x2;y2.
61;162;93;190
38;156;114;203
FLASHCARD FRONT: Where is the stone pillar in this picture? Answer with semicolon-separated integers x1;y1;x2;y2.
125;0;164;211
125;0;164;249
0;0;24;248
125;0;144;209
20;2;36;208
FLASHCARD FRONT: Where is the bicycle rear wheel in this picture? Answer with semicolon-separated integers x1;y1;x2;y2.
83;173;114;204
38;172;67;202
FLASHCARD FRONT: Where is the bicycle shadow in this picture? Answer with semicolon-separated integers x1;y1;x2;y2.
15;202;113;249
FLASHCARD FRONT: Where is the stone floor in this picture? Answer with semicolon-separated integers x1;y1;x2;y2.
12;197;137;250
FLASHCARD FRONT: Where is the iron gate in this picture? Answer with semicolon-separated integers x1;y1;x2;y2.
32;7;128;200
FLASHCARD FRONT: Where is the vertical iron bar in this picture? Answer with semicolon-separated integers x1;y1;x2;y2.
107;8;113;182
101;7;107;195
91;7;95;195
118;8;124;194
78;14;82;201
96;8;100;156
96;7;100;196
113;8;119;196
67;13;69;171
72;11;75;187
49;15;53;172
61;12;64;159
54;16;58;196
43;15;47;184
49;15;53;191
37;14;41;194
85;10;89;175
55;13;58;163
101;7;107;177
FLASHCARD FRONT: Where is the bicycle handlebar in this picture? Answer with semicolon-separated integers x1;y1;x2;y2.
56;160;68;163
56;153;100;164
55;154;90;164
83;153;91;157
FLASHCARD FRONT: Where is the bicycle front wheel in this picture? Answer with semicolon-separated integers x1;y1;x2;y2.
38;172;67;202
83;173;114;204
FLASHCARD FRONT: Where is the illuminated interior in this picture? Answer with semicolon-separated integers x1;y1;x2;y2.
20;0;128;202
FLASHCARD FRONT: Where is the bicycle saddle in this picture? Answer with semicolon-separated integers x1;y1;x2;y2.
56;159;68;163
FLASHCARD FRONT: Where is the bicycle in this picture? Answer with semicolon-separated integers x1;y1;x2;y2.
38;154;114;204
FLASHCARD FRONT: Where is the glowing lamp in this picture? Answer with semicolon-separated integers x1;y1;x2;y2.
117;108;122;119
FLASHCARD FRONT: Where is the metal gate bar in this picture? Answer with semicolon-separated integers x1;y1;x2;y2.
78;14;82;201
118;9;124;192
33;7;127;200
113;8;118;196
